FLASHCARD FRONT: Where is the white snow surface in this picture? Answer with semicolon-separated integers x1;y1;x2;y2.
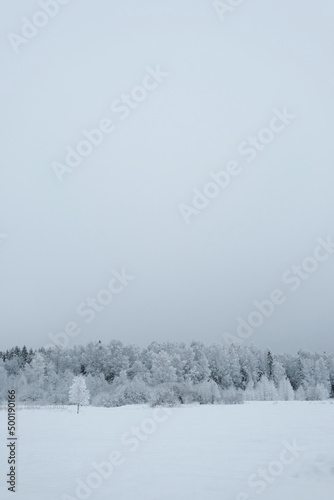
1;401;333;499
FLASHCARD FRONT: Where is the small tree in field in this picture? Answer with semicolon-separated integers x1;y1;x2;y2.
69;375;90;413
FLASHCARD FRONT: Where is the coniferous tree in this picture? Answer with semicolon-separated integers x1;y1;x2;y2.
267;350;274;380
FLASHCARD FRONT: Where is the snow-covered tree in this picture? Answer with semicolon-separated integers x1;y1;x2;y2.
102;340;129;382
22;353;47;402
189;341;211;384
267;350;274;379
313;358;330;391
111;376;150;407
221;386;244;405
25;353;45;387
255;375;278;401
272;360;286;387
85;373;109;396
127;360;148;381
243;381;256;401
0;362;8;401
306;384;330;401
326;354;334;396
69;375;90;413
295;385;306;401
195;379;221;404
228;345;243;388
207;344;232;388
278;377;295;401
151;351;177;385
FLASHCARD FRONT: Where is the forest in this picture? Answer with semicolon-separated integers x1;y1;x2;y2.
0;341;333;407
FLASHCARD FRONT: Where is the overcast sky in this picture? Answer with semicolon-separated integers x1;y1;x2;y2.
0;0;333;354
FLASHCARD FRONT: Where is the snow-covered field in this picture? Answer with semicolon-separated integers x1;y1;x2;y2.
1;402;334;500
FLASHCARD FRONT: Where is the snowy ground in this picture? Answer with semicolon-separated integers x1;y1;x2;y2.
0;401;334;500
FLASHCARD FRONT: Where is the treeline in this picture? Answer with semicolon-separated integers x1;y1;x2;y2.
0;341;333;406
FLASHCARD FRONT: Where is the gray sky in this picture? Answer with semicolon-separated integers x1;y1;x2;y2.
1;0;334;354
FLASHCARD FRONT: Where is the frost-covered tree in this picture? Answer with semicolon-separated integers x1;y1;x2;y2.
16;374;28;401
238;347;258;389
278;353;301;389
189;341;210;384
228;345;243;388
27;353;45;386
267;350;274;380
151;351;177;384
207;344;232;388
306;384;330;401
69;375;90;413
102;340;129;382
127;360;148;381
22;353;47;402
0;361;8;401
300;358;314;389
295;385;306;401
255;375;278;401
4;356;21;376
272;360;286;387
221;387;244;405
111;376;150;407
244;381;257;401
278;377;295;401
313;358;330;391
198;379;221;404
85;373;109;396
326;354;334;396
